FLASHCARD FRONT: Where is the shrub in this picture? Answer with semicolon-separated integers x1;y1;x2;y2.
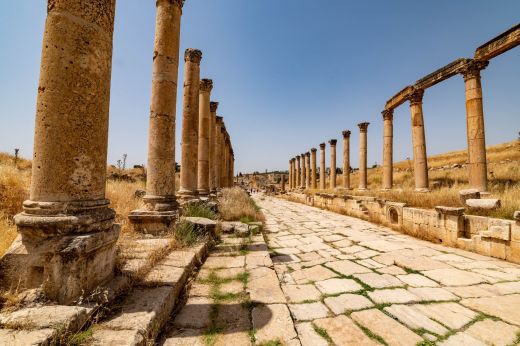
218;187;264;222
183;202;217;220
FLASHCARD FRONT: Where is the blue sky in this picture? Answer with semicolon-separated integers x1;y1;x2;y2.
0;1;518;174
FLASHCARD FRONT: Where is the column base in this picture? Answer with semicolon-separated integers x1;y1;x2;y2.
197;189;210;197
414;188;430;193
177;189;199;200
357;188;368;191
128;209;178;235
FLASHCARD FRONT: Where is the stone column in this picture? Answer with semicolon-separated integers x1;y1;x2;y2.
179;49;202;198
382;109;394;190
319;143;326;190
358;122;369;190
13;0;118;304
209;101;218;193
215;117;223;189
291;158;296;190
296;155;301;188
409;89;429;192
196;79;212;196
342;130;351;189
311;148;317;189
329;139;337;189
301;153;307;189
129;0;183;233
221;130;229;188
281;174;286;191
462;60;489;192
289;159;293;190
305;152;311;189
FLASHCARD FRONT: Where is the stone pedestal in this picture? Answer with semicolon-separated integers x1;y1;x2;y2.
301;153;307;189
358;122;369;190
462;60;489;192
12;0;119;304
319;143;326;190
296;155;301;188
311;148;317;189
305;152;311;189
409;89;429;192
329;139;337;189
382;109;394;190
179;49;202;199
129;0;183;232
342;130;351;189
209;102;218;193
197;79;213;196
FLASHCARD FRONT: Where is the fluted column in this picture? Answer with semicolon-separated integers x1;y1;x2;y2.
319;143;326;190
179;49;202;198
209;101;218;193
409;89;429;192
462;60;489;192
13;0;118;304
311;148;317;189
197;79;212;196
301;153;307;188
329;139;337;189
296;155;301;188
358;122;369;190
215;117;223;189
382;109;394;190
305;152;311;189
342;130;351;189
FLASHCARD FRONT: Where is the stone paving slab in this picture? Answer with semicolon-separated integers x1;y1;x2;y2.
313;315;379;346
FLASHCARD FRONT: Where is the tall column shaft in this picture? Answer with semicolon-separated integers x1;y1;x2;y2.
463;61;489;192
311;148;317;189
329;139;337;189
197;79;212;195
14;0;118;303
358;122;369;190
382;110;394;190
342;131;351;189
179;49;202;197
214;117;223;188
409;89;429;191
289;160;293;190
296;156;301;188
305;152;311;189
209;102;218;193
281;174;286;191
319;143;326;190
301;153;307;188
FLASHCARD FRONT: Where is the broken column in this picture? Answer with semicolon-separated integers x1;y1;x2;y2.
301;153;307;189
342;130;351;189
209;101;218;193
382;109;394;190
129;0;183;232
179;48;202;198
462;60;489;192
197;79;213;196
305;152;311;189
409;88;429;192
329;139;337;189
358;122;369;190
311;148;317;189
13;0;119;303
319;143;326;190
296;155;301;188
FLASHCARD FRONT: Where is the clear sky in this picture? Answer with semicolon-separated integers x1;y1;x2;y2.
0;1;518;174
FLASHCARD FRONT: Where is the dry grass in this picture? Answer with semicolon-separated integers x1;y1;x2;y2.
219;187;264;222
106;179;145;235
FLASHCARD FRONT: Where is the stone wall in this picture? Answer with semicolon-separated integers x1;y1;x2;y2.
283;192;520;264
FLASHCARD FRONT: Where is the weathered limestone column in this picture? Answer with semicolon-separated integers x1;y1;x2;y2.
197;79;212;196
129;0;183;233
311;148;317;189
462;60;489;192
13;0;119;304
305;152;311;189
209;101;218;193
291;158;296;190
222;134;229;188
329;139;337;189
319;143;326;190
289;159;293;190
358;122;369;190
214;117;223;189
296;155;301;188
281;174;286;191
409;89;429;192
179;49;202;198
382;109;394;190
342;130;351;189
301;153;307;189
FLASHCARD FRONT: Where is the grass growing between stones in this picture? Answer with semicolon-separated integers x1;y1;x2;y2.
183;202;218;220
312;323;333;344
174;220;206;247
355;321;388;345
257;340;283;346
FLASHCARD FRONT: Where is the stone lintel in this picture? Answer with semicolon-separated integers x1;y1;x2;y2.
415;58;469;90
435;206;465;216
475;23;520;61
385;85;413;110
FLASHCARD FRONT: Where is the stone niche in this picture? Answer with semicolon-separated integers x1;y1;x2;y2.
385;202;407;226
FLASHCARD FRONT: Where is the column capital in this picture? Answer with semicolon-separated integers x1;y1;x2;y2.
157;0;185;8
342;130;351;138
358;122;370;132
329;139;337;146
311;147;317;153
184;48;202;64
305;152;311;158
408;88;424;105
301;153;306;158
382;109;394;121
461;59;489;81
296;155;301;160
319;143;326;150
210;101;219;112
199;78;213;92
215;116;223;124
